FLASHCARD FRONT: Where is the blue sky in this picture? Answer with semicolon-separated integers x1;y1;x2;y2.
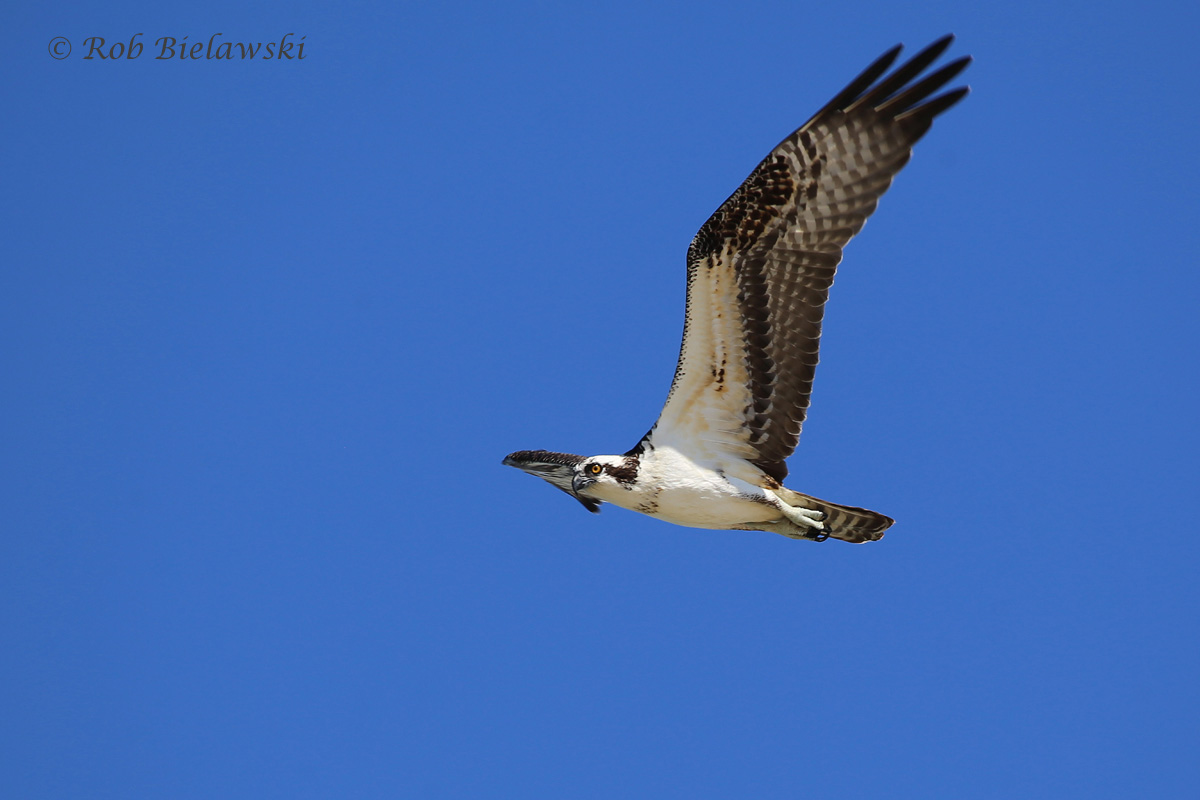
3;1;1198;797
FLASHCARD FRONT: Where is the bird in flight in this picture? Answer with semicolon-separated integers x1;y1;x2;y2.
505;36;970;543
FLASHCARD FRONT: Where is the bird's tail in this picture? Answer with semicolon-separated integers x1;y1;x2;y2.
774;487;894;543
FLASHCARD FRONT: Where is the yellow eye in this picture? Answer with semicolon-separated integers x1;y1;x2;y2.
589;463;602;475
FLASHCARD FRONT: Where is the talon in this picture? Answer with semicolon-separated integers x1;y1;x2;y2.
777;500;827;531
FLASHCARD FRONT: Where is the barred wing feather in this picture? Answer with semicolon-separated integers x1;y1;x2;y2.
639;36;970;482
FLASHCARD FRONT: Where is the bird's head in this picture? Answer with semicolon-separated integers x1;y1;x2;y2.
502;450;639;513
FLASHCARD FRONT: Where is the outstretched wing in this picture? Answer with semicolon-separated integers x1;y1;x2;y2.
637;36;970;482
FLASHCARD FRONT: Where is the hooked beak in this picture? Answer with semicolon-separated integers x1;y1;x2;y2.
502;450;602;514
571;472;596;495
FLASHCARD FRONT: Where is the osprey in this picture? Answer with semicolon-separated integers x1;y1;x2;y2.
505;36;970;543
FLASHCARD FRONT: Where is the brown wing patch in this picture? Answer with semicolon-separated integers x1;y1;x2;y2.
688;155;800;266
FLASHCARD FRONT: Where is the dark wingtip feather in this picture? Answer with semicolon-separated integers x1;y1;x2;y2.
810;43;904;121
927;32;957;53
850;34;958;113
805;35;970;132
876;55;973;116
896;85;971;123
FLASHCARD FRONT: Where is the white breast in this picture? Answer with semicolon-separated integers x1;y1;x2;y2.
592;446;782;530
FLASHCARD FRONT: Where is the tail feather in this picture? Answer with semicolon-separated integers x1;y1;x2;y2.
774;487;894;543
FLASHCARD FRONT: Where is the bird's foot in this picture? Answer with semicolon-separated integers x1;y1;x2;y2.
779;503;829;541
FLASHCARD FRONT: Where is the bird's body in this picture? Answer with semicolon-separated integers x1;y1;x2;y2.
505;37;970;543
578;448;780;530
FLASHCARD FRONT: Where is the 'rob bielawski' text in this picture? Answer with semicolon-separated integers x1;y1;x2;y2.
81;33;306;60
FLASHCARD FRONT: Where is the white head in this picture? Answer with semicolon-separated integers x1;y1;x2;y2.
503;450;640;512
